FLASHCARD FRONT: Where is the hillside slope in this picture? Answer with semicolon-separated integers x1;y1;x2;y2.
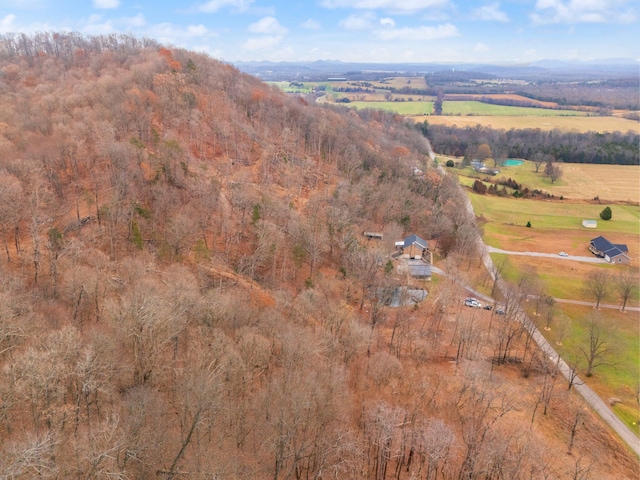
0;33;636;479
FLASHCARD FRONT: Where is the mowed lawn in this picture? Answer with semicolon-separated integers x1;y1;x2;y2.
415;114;640;134
469;192;640;234
491;253;640;306
544;304;640;434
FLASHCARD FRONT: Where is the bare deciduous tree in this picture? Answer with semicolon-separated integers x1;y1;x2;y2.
0;170;24;262
614;268;637;312
580;313;615;377
544;161;562;184
585;270;610;309
455;366;515;479
419;419;455;480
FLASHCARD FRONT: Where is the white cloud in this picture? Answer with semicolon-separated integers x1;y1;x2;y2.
531;0;637;24
93;0;120;8
379;17;395;27
339;12;376;30
242;34;284;51
121;13;145;28
301;19;321;30
146;22;217;40
473;3;509;22
1;0;46;7
375;22;459;40
0;14;16;32
322;0;450;12
82;15;115;35
248;16;287;35
82;13;148;34
268;46;296;61
196;0;254;13
186;24;210;36
473;42;490;52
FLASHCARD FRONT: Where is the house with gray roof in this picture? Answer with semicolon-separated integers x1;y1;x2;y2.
589;236;630;264
397;234;428;260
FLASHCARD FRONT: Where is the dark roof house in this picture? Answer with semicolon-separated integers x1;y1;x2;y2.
589;236;630;264
403;234;428;250
395;234;429;260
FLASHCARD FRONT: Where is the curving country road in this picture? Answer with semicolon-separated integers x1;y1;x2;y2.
435;161;640;458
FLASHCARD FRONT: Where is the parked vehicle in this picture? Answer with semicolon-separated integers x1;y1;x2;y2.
465;297;482;308
558;251;569;257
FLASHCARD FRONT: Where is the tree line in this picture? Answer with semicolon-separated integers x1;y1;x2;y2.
425;123;639;165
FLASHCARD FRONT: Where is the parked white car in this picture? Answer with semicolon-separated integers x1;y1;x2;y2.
465;297;482;308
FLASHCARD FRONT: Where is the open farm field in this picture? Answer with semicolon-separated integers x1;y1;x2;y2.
552;164;640;203
378;76;428;89
267;81;314;93
439;101;586;116
351;100;589;117
456;162;640;203
343;92;432;102
446;93;559;108
469;191;640;235
539;303;640;434
348;100;434;115
414;114;640;133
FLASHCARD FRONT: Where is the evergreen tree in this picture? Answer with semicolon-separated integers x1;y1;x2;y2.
600;206;612;220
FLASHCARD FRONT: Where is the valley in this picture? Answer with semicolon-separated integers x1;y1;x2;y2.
0;33;638;479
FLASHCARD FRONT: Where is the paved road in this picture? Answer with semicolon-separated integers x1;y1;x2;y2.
432;266;640;314
445;167;640;458
553;298;640;312
485;246;607;264
431;266;494;304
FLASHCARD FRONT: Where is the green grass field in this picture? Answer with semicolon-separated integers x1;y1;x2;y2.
491;252;640;304
469;191;640;234
440;101;588;117
347;100;590;117
542;303;640;434
348;100;434;115
268;81;317;93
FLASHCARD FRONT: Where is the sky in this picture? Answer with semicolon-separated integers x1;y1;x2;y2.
0;0;638;64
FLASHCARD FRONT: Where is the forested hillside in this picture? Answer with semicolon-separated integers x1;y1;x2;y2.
0;33;636;479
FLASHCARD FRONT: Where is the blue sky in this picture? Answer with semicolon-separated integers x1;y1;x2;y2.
0;0;638;63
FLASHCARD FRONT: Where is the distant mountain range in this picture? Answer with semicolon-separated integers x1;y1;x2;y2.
233;58;638;82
